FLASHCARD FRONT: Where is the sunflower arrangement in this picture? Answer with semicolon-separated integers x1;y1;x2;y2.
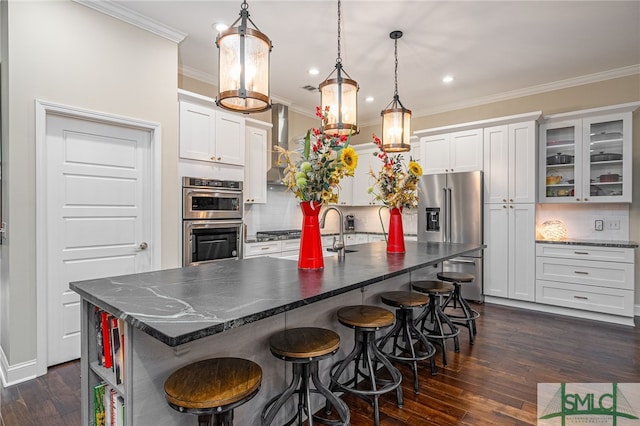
276;106;358;204
368;134;423;209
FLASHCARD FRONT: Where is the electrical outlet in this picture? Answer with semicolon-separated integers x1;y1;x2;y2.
594;219;604;231
605;219;621;230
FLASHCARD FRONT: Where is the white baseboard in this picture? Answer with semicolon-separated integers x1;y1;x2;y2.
484;296;636;327
0;347;39;387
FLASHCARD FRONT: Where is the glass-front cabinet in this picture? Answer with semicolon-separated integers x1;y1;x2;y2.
539;105;635;203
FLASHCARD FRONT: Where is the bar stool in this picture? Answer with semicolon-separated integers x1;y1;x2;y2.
164;357;262;426
437;271;480;344
261;327;349;426
377;291;437;394
412;280;460;366
329;305;403;426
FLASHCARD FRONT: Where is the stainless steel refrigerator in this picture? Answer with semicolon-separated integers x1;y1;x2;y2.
417;171;484;302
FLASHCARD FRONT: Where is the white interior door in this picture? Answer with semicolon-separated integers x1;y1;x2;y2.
45;113;153;366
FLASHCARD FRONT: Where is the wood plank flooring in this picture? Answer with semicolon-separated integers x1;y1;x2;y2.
1;303;638;425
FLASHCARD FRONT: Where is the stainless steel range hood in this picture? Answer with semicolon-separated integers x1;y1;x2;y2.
266;103;289;184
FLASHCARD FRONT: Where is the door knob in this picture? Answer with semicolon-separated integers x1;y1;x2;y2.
139;242;148;250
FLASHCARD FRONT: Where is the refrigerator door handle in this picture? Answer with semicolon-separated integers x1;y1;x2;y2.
442;187;448;242
447;187;453;243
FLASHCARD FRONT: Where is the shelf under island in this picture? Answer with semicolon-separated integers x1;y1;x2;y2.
71;241;483;426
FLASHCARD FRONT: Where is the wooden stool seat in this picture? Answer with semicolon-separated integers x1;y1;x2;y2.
379;291;429;308
337;305;395;329
437;271;474;283
436;272;480;345
378;291;436;394
411;280;455;294
262;327;349;425
164;357;261;425
411;281;460;366
269;327;340;359
330;305;402;426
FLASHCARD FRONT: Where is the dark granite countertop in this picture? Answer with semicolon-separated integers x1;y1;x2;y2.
70;241;481;347
536;239;638;248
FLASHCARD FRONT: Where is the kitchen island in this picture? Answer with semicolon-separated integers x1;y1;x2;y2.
71;241;482;426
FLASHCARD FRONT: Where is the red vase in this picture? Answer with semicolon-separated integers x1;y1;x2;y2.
298;201;324;269
387;207;405;253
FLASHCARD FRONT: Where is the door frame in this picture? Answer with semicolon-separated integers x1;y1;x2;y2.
35;99;161;376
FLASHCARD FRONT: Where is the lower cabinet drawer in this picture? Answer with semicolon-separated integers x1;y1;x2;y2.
536;257;634;290
536;279;634;317
244;242;281;257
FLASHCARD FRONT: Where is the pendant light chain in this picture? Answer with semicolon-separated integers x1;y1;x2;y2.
336;0;342;64
393;37;399;98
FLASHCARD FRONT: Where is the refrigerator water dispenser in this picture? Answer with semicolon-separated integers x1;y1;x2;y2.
425;208;440;232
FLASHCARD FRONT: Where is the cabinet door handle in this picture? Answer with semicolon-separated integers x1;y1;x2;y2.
261;247;270;250
574;271;589;275
509;205;513;209
210;155;216;161
574;251;589;255
573;295;588;300
583;198;589;201
509;199;514;203
576;198;580;202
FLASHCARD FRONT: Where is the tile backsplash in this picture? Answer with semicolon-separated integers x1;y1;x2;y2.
536;203;630;241
244;185;419;236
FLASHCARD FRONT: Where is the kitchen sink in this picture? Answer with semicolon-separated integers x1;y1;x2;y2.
325;248;358;253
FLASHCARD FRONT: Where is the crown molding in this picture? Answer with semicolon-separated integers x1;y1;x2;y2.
74;0;187;43
410;64;640;120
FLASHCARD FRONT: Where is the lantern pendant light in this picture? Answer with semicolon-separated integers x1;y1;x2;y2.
215;0;272;113
381;30;411;152
319;0;359;136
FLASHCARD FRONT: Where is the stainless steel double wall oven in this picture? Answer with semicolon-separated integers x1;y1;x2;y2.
182;177;243;266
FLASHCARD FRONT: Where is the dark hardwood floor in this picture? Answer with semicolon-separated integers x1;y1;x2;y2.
1;303;639;425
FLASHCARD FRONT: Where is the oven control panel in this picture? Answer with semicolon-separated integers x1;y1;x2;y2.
183;177;242;191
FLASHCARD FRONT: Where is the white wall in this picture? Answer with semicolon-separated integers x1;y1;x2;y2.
0;0;179;380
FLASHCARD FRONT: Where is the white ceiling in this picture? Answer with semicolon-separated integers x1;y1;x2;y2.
115;0;640;125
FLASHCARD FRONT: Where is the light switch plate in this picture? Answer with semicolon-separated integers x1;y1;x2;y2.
594;219;604;231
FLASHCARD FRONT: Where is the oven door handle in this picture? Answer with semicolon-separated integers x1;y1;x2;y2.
447;259;477;265
185;189;241;199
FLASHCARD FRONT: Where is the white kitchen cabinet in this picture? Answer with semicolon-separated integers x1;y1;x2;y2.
179;95;245;166
539;103;638;203
484;121;537;204
419;129;483;175
345;234;368;246
484;203;536;301
352;145;382;206
335;176;353;205
244;241;282;258
535;244;635;318
244;119;271;204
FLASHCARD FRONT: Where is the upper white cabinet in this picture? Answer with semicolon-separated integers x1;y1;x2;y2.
244;119;272;204
484;121;537;204
352;145;382;206
539;103;639;203
178;91;245;166
419;129;483;175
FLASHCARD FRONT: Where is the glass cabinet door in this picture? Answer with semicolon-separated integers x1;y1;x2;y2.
540;120;582;203
583;115;630;202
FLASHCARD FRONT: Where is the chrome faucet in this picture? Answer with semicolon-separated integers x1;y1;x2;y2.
320;206;345;260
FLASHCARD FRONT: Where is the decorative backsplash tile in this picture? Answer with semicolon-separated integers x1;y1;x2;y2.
244;185;419;236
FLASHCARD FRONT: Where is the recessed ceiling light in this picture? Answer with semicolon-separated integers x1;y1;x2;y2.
213;23;228;32
308;68;320;76
365;96;374;102
442;75;455;83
